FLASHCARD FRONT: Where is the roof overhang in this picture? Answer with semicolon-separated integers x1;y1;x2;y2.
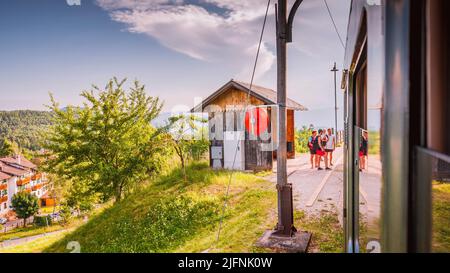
191;80;308;113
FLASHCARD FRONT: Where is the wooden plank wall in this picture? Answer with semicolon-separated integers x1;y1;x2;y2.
273;109;296;159
209;88;265;109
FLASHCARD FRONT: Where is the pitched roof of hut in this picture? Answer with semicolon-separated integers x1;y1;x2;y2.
191;79;308;112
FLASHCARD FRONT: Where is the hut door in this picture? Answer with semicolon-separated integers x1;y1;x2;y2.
244;107;273;171
224;131;245;170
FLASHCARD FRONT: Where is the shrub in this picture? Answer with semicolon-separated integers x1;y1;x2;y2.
34;215;52;227
47;195;219;253
59;205;72;226
295;126;313;154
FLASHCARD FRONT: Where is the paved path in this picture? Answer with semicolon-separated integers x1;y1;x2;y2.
267;148;382;228
0;229;69;249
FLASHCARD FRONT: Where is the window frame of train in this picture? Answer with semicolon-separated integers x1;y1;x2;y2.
343;2;369;253
344;0;450;253
409;0;450;253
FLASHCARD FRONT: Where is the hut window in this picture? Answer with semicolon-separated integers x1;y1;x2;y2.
225;111;235;131
236;111;245;131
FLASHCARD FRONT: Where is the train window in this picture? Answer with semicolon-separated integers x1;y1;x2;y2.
351;7;384;253
426;0;450;155
411;0;450;253
355;61;367;129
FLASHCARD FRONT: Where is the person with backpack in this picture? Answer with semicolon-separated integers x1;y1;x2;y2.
308;130;318;169
315;129;326;170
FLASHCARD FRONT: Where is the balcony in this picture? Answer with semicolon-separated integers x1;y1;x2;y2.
0;184;7;191
16;177;31;186
0;195;7;203
31;173;42;181
32;184;43;191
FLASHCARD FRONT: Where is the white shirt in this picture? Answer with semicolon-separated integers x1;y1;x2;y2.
325;134;335;150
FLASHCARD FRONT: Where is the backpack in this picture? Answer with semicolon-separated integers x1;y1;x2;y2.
312;136;320;150
307;136;313;148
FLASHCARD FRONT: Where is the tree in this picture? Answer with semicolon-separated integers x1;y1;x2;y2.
11;192;39;227
59;204;72;226
45;174;69;214
169;114;209;180
0;138;14;157
44;78;170;203
65;179;97;215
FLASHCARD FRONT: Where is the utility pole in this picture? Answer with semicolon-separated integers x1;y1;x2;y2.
258;0;311;251
275;0;292;237
274;0;303;237
331;62;339;136
256;0;311;251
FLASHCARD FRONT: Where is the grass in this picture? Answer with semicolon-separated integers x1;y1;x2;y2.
39;206;61;215
294;210;344;253
5;161;361;253
43;162;277;253
368;131;380;155
432;182;450;252
293;209;372;253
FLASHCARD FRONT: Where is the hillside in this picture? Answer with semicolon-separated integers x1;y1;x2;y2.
0;110;53;151
44;163;277;253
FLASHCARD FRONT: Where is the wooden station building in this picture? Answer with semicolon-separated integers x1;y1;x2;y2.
192;80;307;171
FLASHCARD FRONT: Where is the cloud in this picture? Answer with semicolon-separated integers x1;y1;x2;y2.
95;0;352;110
95;0;276;81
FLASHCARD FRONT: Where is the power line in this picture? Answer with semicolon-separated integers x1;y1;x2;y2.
323;0;345;49
213;0;271;250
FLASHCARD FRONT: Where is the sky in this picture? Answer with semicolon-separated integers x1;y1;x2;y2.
0;0;351;128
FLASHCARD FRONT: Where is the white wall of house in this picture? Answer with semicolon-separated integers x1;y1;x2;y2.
0;171;49;217
7;176;18;211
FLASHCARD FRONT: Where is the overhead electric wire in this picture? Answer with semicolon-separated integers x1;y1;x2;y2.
213;0;271;250
323;0;346;49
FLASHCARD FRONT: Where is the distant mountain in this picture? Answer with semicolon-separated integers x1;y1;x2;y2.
0;110;181;152
0;110;53;151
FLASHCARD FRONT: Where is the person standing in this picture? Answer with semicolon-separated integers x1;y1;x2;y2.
315;129;327;170
359;130;369;171
308;130;318;169
325;128;336;168
320;129;330;170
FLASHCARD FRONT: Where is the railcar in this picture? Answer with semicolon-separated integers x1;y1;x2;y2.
342;0;449;253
